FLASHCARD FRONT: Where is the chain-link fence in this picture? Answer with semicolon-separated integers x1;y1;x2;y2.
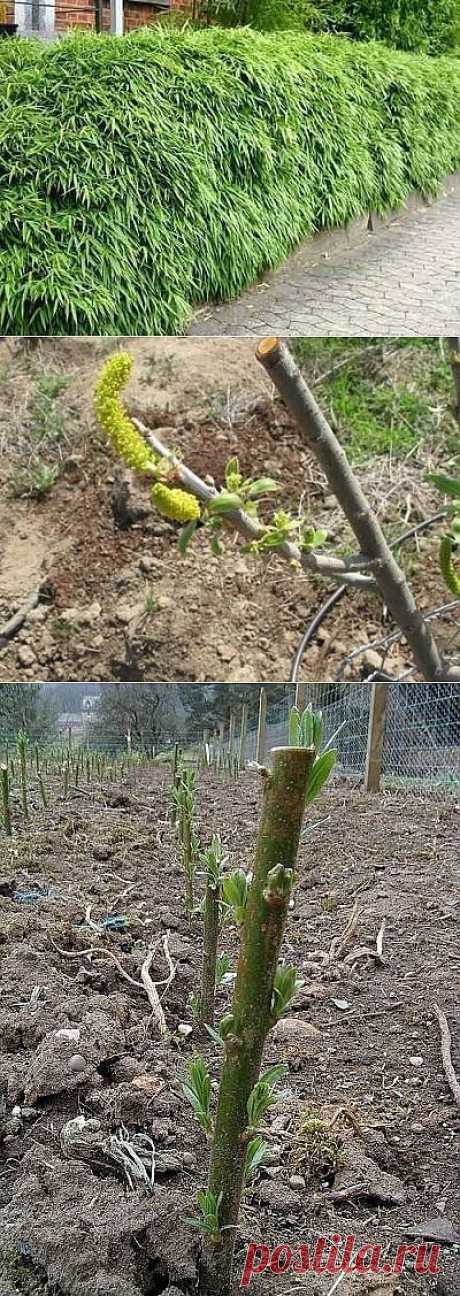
239;682;460;798
1;684;459;799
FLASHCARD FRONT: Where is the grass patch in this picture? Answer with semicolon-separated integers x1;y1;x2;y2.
1;29;460;333
291;337;459;461
0;353;75;497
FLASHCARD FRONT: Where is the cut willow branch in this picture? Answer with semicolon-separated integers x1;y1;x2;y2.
447;337;460;426
132;418;375;591
1;765;12;837
200;746;315;1296
256;337;453;683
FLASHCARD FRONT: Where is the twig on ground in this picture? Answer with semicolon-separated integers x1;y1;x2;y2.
0;582;50;650
50;935;176;1034
49;938;142;987
140;942;171;1036
343;916;386;971
434;1003;460;1108
328;901;360;962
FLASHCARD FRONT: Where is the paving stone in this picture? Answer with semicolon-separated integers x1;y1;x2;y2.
190;176;460;336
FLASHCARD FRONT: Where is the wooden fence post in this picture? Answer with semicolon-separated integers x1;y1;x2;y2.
228;713;236;773
364;683;388;792
238;704;248;774
294;683;307;711
256;688;267;764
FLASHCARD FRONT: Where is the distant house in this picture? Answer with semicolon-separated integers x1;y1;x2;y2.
82;695;99;717
5;0;181;38
57;711;85;737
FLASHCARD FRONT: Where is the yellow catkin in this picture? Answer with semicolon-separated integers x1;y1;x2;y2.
152;482;201;523
94;353;157;475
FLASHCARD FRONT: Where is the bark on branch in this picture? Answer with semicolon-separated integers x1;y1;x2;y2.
256;338;455;682
448;337;460;426
201;746;315;1296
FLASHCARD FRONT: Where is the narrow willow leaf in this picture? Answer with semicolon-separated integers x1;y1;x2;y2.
305;749;337;805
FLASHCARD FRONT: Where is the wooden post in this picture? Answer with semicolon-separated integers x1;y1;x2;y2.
228;713;235;773
256;688;267;764
364;683;388;793
238;704;248;774
295;682;308;711
202;728;210;769
218;722;225;776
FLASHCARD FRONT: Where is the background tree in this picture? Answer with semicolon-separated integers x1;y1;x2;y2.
89;684;189;750
0;685;57;741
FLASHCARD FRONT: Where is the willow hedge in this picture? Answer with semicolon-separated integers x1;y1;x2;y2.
1;28;460;335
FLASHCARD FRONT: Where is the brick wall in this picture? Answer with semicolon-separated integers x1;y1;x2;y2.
5;0;187;32
1;1;15;22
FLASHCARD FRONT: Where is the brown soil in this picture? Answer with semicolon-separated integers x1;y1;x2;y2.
0;338;458;683
0;764;459;1296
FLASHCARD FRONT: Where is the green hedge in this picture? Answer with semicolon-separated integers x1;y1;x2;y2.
306;0;458;54
1;28;460;335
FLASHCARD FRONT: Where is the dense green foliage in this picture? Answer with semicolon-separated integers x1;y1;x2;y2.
291;338;460;460
1;28;460;334
305;0;459;54
212;0;460;50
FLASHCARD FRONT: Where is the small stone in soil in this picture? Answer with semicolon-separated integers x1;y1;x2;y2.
69;1054;87;1074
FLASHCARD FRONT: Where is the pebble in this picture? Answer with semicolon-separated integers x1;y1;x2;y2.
60;602;101;627
273;1016;321;1042
17;645;36;668
139;555;157;574
363;649;383;671
289;1174;306;1190
27;606;48;623
262;1144;282;1166
116;602;144;624
69;1054;87;1074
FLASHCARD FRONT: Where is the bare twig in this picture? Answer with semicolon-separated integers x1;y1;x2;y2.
434;1003;460;1108
140;946;168;1036
328;901;360;962
376;917;386;960
290;511;449;683
49;938;142;988
0;583;49;650
335;599;460;681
